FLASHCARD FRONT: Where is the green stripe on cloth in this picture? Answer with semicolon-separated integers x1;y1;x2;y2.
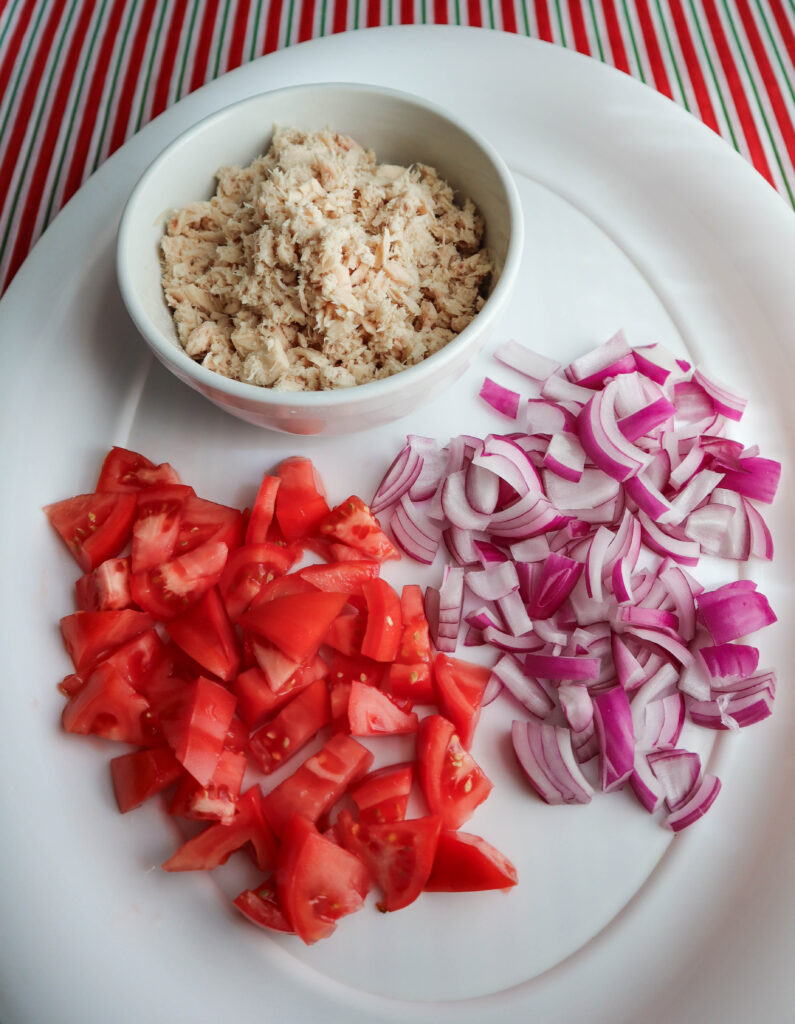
654;0;691;109
92;0;138;167
687;0;741;150
135;0;169;131
176;0;201;98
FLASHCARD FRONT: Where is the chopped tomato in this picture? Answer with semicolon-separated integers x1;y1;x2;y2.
360;578;402;662
176;495;244;554
329;678;352;734
165;587;241;683
397;584;432;663
99;628;165;693
162;786;277;872
44;492;137;572
330;651;385;690
159;676;237;786
62;661;151;744
298;560;381;594
417;715;493;830
246;570;316;610
248;678;331;774
347;681;419;736
75;557;132;611
384;662;435;704
274;457;330;543
218;542;298;621
317;495;399;562
234;877;295;934
247;638;305;694
350;762;413;824
231;659;326;728
276;815;370;944
59;609;155;673
130;539;228;619
434;654;491;750
168;747;247;824
241;590;348;664
336;809;441;912
245;474;280;545
96;446;181;493
425;831;518;892
325;611;365;657
110;745;183;813
262;733;374;838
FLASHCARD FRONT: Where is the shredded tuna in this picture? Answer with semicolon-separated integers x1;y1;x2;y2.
160;127;492;391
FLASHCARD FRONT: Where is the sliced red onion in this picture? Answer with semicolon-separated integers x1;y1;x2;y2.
683;502;737;556
495;339;561;381
541;373;593;406
638;511;700;566
511;719;594;804
371;443;423;514
632;344;688;385
661;469;724;527
479;377;521;419
532;618;570;646
407;436;446;501
441;471;492;531
481;673;504;707
630;754;664;813
621;624;695;667
686;672;776;729
390;494;441;565
612;634;646;692
509;536;551;562
592;686;635;792
673;379;716;424
664;773;721;831
624;472;673;521
482;625;544;653
465;605;501;632
543;432;586;482
544;467;620;511
471;435;543;497
497;589;534;637
578;385;651;483
719;456;781;505
443;526;480;567
697;581;777;644
744;499;774;559
524;653;600;682
692;367;747;422
526;552;584;619
647;749;701;811
493;655;555;717
466;560;519;601
618;397;676;442
465;462;500;515
635;692;685;751
698;643;760;681
567;330;632;387
524;400;578;436
558;683;593;732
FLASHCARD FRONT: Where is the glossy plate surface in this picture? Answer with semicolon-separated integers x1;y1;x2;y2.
0;26;793;1024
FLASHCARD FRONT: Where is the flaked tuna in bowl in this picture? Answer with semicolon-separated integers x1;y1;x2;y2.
117;82;523;435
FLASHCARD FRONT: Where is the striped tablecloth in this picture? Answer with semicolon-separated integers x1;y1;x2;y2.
0;0;793;296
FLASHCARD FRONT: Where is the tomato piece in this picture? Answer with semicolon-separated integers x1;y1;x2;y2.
397;584;432;664
245;474;280;545
240;590;348;664
234;877;295;935
162;786;278;872
246;570;316;611
60;609;155;673
75;557;132;611
110;745;183;813
165;587;241;683
159;676;237;786
248;678;331;774
384;662;435;704
329;678;352;734
350;762;413;825
131;502;182;572
176;495;245;554
434;654;491;750
330;651;385;689
360;579;402;662
262;733;374;838
298;560;381;594
325;611;365;657
274;456;330;543
336;809;441;912
130;539;228;620
231;658;326;728
59;628;165;701
317;496;399;562
425;831;518;892
44;492;137;572
247;638;303;693
62;661;151;744
218;542;299;621
347;681;419;736
276;815;370;944
96;446;181;493
169;747;247;824
417;715;493;830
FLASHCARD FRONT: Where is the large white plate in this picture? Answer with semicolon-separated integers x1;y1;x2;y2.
1;25;794;1024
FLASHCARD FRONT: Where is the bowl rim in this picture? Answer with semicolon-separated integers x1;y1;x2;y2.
116;80;525;408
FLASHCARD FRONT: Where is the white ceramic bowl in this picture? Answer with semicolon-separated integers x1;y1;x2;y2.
117;82;524;435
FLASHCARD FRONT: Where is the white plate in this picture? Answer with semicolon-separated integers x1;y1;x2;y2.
1;26;794;1024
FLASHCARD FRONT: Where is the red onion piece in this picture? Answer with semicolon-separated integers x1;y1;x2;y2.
371;444;423;514
526;552;584;619
494;655;555;717
524;653;600;682
647;748;701;811
525;400;577;435
630;754;665;813
511;719;593;804
592;686;635;792
692;367;747;422
391;494;440;564
466;561;519;601
618;396;676;442
698;643;760;681
635;692;685;751
543;432;586;482
567;330;632;386
497;589;534;637
697;582;777;644
479;377;521;419
558;683;594;732
495;339;561;381
472;435;543;497
664;773;721;831
719;456;781;504
541;373;592;406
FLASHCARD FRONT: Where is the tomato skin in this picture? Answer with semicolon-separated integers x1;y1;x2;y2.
44;492;137;572
248;678;331;774
425;831;518;892
176;495;245;554
262;733;374;838
240;590;349;664
417;715;493;830
62;661;151;744
351;762;413;825
159;676;237;786
130;539;229;620
275;457;330;543
317;496;399;562
325;611;365;657
347;681;419;736
218;543;298;621
276;815;370;944
110;745;183;813
434;654;491;750
168;747;247;824
360;579;403;662
384;662;435;704
165;587;241;683
231;659;326;728
234;878;295;934
397;585;432;663
336;809;441;912
245;474;280;545
75;557;132;611
247;639;303;694
299;560;381;595
96;447;181;493
60;609;156;674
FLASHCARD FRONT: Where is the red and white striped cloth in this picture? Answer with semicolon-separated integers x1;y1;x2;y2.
0;0;792;295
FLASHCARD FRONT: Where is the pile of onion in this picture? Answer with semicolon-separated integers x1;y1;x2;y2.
371;332;779;831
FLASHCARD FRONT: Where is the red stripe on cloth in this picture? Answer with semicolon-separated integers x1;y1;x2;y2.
227;0;252;70
62;0;127;203
668;0;719;131
0;0;38;101
567;0;591;55
702;0;775;185
0;0;69;213
601;0;630;73
533;0;553;42
150;0;189;117
189;0;220;92
769;0;795;68
400;0;414;23
263;0;284;52
467;0;482;28
501;0;517;33
635;0;673;97
735;0;795;169
365;0;379;27
108;0;159;156
4;0;97;290
333;0;349;30
298;0;317;41
434;0;448;24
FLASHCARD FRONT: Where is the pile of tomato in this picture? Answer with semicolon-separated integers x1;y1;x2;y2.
44;446;517;944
